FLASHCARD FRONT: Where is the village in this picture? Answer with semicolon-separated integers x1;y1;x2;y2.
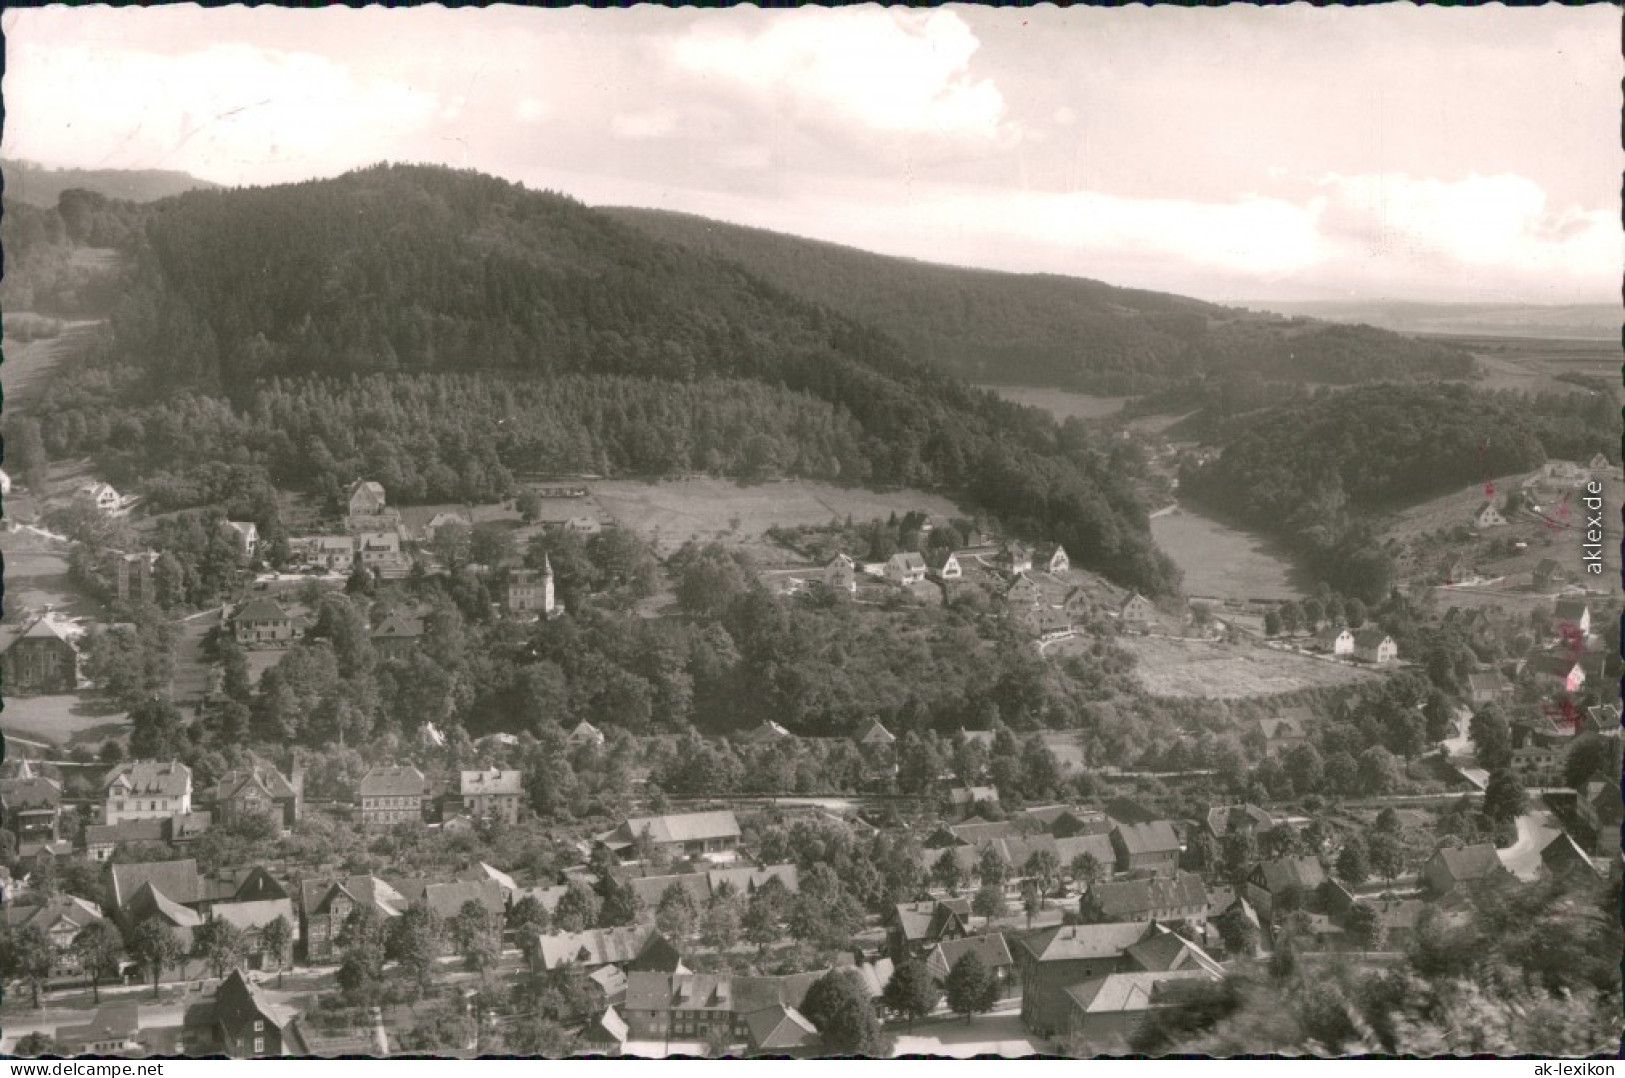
0;458;1618;1056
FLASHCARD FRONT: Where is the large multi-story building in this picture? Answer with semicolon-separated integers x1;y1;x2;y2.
2;616;80;694
456;769;524;826
506;559;555;615
103;761;193;825
358;765;427;829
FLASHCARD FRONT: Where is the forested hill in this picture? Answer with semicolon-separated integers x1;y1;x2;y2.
604;207;1475;394
1179;382;1612;600
31;163;1182;595
2;159;219;207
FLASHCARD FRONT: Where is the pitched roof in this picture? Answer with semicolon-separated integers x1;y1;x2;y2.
1204;804;1274;838
0;776;62;811
1466;671;1509;694
1431;843;1505;883
706;864;799;896
567;721;605;744
372;614;424;640
459;769;523;796
532;924;655;970
1124;926;1226;976
744;1004;820;1050
1353;628;1393;649
1063;969;1219;1016
891;899;971;943
111;859;203;909
126;881;204;929
299;875;409;919
421;879;507;919
1554;598;1591;622
585;1006;630;1045
234;598;291;622
358;765;426;798
628;871;712;911
1054;833;1119;868
85;818;168;848
349;480;386;501
104;760;191;797
854;717;895;745
1527;652;1583;678
1539;833;1600;876
211;898;296;933
948;786;1000;807
1021;922;1157;962
56;1001;141;1047
13;616;77;647
214;968;301;1040
927;933;1013;980
457;862;519;892
216;764;297;803
6;894;104;935
1314;624;1353;642
609;810;741;847
889;552;927;571
1251;856;1327;894
1089;873;1208;919
1112;820;1180;856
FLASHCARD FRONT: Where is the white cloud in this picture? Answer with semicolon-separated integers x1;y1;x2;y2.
515;98;552;124
610;108;681;141
3;40;439;182
669;7;1006;140
1313;172;1619;283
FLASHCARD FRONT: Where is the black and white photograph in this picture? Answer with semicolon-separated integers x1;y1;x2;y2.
0;2;1619;1061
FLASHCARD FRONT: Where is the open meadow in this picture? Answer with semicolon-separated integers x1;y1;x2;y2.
976;384;1129;422
1109;635;1383;699
1149;506;1305;603
590;477;965;560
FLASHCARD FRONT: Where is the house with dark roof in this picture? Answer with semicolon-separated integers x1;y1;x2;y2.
2;616;80;694
208;969;310;1057
924;933;1017;996
56;1002;144;1056
1539;832;1601;883
1118;593;1154;626
214;761;301;830
347;480;388;518
947;785;1001;813
925;549;963;581
823;553;858;594
884;551;928;586
1203;803;1275;840
5;894;107;979
370;613;424;660
1313;626;1355;656
232;598;298;648
1254;713;1309;757
567;720;606;747
1109;821;1180;877
600;810;741;860
84;818;168;863
1528;652;1586;694
1;775;63;853
738;719;794;746
124;881;205;950
529;924;673;973
1081;872;1208;926
1353;629;1398;665
853;717;896;746
220;520;260;559
1466;670;1512;706
623;970;833;1054
1244;856;1327;920
1423;844;1511;897
1037;543;1070;575
1062;967;1223;1049
1552;598;1592;637
299;876;410;962
1014;921;1181;1036
212;899;299;969
358;765;427;829
110;858;204;912
1532;558;1564;589
887;899;971;960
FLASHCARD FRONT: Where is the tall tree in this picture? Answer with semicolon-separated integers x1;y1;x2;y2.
800;969;889;1056
944;951;998;1023
259;916;293;986
72;921;126;1004
2;925;57;1009
192;919;248;980
126;920;185;1000
880;958;941;1030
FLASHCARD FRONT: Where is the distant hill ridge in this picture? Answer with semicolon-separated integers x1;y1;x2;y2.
603;206;1475;394
2;159;220;207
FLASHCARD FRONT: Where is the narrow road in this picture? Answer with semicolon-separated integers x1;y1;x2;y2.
1498;808;1559;881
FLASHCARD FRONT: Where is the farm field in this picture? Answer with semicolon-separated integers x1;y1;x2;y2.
976;384;1129;422
0;694;128;749
589;477;964;559
1;316;102;405
1150;506;1305;603
1436;333;1620;400
1110;635;1383;699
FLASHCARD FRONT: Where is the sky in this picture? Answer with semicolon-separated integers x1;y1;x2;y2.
4;4;1619;304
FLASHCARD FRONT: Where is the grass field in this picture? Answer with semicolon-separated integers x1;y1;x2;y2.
1111;635;1382;699
1439;334;1620;400
1150;506;1305;602
1;317;101;405
977;385;1130;422
1;694;128;748
590;477;965;559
